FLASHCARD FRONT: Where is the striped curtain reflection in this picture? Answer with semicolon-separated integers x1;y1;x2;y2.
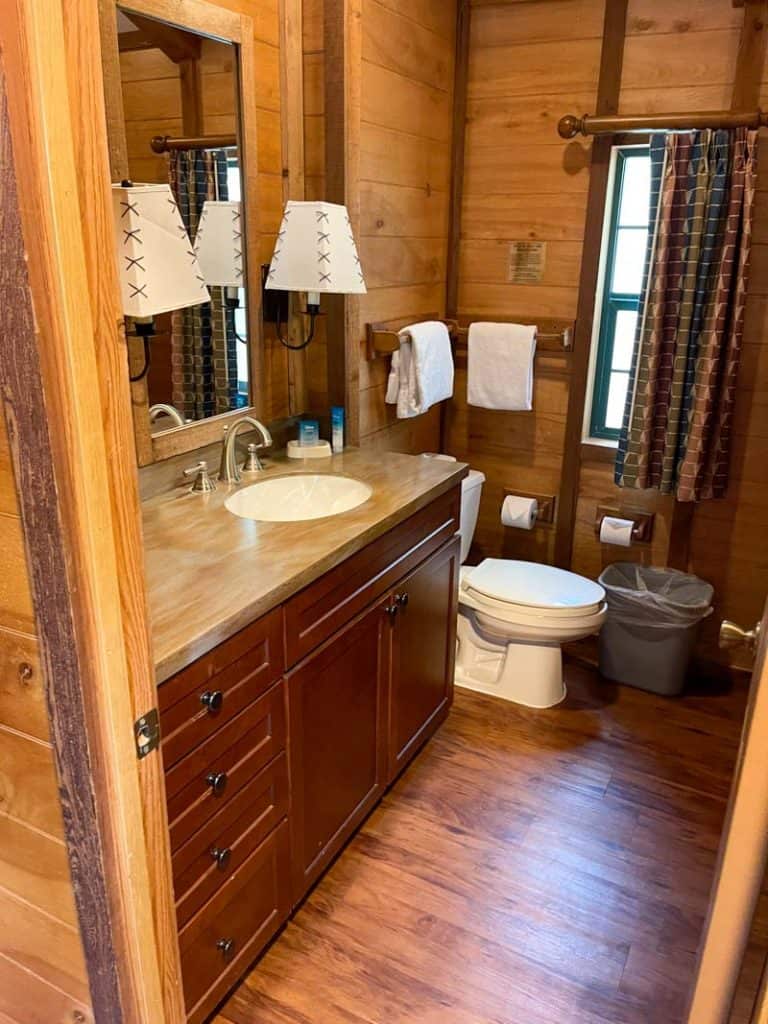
615;128;757;501
169;149;239;421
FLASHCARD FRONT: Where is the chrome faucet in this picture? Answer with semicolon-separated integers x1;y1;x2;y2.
219;416;273;484
149;403;185;428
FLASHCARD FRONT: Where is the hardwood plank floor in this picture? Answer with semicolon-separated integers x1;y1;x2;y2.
214;660;748;1024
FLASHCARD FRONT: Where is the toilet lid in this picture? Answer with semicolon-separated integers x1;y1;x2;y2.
464;559;605;612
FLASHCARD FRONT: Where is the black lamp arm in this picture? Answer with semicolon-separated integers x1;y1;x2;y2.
276;301;321;351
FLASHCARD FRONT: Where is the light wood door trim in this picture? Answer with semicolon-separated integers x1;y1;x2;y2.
687;601;768;1023
1;0;181;1020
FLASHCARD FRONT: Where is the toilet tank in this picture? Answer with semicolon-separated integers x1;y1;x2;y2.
422;454;484;563
459;469;484;563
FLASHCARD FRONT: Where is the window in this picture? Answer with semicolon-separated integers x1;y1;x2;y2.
587;147;651;441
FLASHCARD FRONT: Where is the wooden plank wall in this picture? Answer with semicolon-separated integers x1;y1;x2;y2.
446;0;603;563
354;0;457;453
452;0;767;671
117;0;294;422
0;415;93;1024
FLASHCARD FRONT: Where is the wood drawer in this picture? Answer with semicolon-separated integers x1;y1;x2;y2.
167;681;285;853
179;818;291;1024
284;485;460;666
173;752;289;929
159;608;284;770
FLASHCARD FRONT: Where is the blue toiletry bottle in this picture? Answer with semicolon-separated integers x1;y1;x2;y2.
331;407;344;453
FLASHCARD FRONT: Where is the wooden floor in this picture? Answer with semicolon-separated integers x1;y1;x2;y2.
214;660;749;1024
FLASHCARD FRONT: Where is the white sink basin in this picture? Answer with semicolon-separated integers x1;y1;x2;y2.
224;473;372;522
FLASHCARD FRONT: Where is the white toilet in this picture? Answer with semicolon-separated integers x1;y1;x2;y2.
454;465;607;708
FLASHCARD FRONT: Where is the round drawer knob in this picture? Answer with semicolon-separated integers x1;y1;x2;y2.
200;689;224;713
205;771;228;796
210;846;232;870
216;937;235;959
395;592;409;608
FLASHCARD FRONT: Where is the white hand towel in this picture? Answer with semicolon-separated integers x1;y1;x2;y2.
467;322;536;411
385;321;454;418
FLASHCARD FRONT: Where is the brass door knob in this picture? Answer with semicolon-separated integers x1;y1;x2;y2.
719;619;761;652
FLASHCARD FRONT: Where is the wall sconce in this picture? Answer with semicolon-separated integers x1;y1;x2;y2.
194;200;246;340
112;182;209;382
265;200;367;350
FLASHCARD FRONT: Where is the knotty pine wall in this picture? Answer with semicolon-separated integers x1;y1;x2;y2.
0;415;93;1023
118;1;293;422
355;0;457;453
452;0;767;671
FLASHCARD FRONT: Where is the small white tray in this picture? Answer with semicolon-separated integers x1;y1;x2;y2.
286;439;333;459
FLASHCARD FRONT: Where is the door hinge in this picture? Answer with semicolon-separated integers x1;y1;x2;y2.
134;708;160;759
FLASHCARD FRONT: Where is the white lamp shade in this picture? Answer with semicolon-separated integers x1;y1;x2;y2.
112;183;210;318
194;201;244;287
266;200;366;295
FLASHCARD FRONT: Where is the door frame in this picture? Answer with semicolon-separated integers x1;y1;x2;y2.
687;601;768;1024
0;0;182;1020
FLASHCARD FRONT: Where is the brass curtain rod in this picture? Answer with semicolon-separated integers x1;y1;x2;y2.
558;109;768;139
150;133;237;153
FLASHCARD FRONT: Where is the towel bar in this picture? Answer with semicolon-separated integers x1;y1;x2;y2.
366;315;574;360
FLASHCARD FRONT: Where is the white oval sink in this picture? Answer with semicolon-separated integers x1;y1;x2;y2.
224;473;372;522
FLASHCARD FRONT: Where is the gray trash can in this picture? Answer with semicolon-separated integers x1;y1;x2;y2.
597;563;714;695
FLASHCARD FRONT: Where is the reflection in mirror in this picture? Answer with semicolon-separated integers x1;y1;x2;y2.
113;7;250;434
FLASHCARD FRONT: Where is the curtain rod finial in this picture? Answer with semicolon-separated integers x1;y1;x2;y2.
558;114;584;139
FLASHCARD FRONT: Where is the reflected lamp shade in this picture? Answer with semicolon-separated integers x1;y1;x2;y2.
111;183;209;318
194;200;244;287
265;201;367;295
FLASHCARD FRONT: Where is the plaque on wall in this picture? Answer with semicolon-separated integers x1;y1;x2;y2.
508;241;547;284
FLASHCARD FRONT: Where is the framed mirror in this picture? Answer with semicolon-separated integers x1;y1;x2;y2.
100;0;263;465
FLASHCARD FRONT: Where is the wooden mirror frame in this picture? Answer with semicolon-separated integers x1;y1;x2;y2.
99;0;264;466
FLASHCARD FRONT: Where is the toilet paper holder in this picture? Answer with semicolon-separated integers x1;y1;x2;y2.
595;505;654;544
503;489;556;526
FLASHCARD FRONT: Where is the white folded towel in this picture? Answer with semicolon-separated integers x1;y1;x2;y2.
467;322;536;411
385;320;454;418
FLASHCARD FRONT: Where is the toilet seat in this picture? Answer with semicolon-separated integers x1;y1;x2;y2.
460;559;605;624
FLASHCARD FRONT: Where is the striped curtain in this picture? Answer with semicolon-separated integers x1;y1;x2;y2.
615;128;757;501
169;149;239;421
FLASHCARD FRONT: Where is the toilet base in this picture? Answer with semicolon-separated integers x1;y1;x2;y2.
455;608;566;708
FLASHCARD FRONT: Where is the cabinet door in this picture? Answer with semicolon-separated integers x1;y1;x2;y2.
389;536;460;781
287;595;390;903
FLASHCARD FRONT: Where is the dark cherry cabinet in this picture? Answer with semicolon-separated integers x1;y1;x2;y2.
288;534;460;904
287;594;390;900
388;536;459;781
157;485;462;1019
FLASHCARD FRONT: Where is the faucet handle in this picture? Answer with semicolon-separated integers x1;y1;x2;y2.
242;443;265;473
184;460;217;493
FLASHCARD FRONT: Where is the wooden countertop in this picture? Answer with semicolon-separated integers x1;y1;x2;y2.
143;449;468;683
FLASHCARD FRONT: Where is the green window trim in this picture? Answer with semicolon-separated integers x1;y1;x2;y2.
589;146;650;442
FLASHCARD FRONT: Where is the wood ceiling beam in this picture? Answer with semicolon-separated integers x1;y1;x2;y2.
123;13;201;62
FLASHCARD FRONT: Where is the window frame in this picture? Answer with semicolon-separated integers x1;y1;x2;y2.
587;145;651;443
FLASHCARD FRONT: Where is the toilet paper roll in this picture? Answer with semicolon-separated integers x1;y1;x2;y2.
501;495;538;530
599;515;634;547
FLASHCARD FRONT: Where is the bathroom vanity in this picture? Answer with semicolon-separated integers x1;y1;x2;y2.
143;450;466;1023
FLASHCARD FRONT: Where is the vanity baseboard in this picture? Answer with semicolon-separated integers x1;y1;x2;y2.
156;485;461;1021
